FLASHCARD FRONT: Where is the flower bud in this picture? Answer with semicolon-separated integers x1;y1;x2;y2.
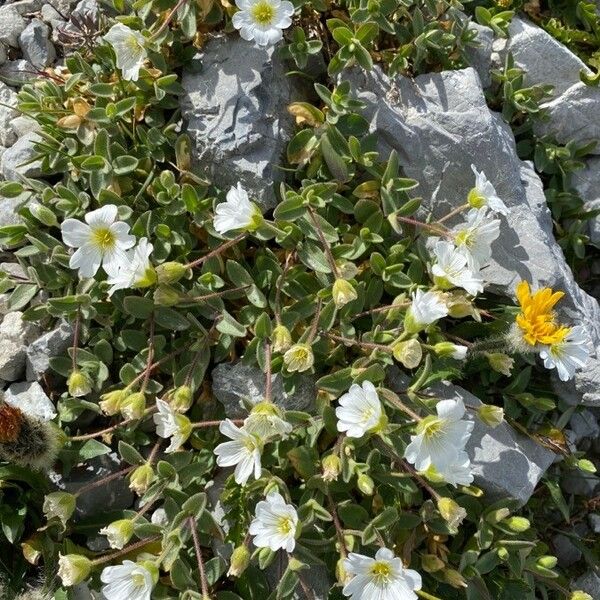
421;553;445;573
120;392;146;420
332;279;358;309
129;463;154;495
227;545;250;577
504;516;530;532
443;568;467;588
67;370;92;398
58;554;92;586
486;352;514;376
153;284;181;306
155;261;189;284
446;291;479;320
478;405;504;428
433;342;468;360
171;385;193;413
272;324;292;353
570;592;593;600
283;343;314;373
321;454;341;482
485;508;511;524
537;555;557;569
403;310;421;335
100;519;135;549
437;497;467;529
140;560;160;585
357;473;375;496
99;389;127;416
392;338;422;369
43;491;76;526
497;546;509;561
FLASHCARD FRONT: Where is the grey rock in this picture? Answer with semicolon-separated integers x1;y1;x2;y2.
552;524;587;568
0;80;19;147
49;452;134;519
505;18;600;152
561;469;600;496
212;361;316;418
387;368;555;505
341;65;600;406
10;115;41;137
0;59;37;85
40;3;65;25
0;310;40;343
26;320;74;380
10;0;42;15
0;195;26;226
181;36;301;210
588;513;600;533
0;132;44;180
572;571;600;598
0;43;7;68
19;19;56;69
0;6;27;48
466;22;494;88
3;380;56;420
569;408;600;444
49;0;74;17
571;157;600;249
0;339;26;380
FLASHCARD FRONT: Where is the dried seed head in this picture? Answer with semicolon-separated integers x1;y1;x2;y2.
0;403;25;443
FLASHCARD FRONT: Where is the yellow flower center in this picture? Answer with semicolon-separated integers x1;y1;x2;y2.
467;188;486;209
251;0;275;25
515;281;569;346
92;227;116;251
277;516;293;535
455;229;474;248
126;35;142;53
418;415;443;439
370;561;392;583
132;573;146;587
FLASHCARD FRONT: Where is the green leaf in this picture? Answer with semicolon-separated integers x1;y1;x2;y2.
118;441;145;466
154;307;190;330
123;296;154;319
216;310;246;337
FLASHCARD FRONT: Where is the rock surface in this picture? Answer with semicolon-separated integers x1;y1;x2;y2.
212;361;316;418
571;157;600;249
181;36;302;210
19;18;56;68
26;319;74;380
572;570;600;598
342;65;600;406
0;6;27;48
3;380;56;420
0;131;43;180
387;368;555;505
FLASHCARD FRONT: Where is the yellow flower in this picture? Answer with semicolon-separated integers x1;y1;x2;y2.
515;281;570;346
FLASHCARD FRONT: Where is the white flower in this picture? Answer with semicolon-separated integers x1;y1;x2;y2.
214;419;263;485
432;452;474;487
99;519;134;550
469;165;510;216
452;208;500;268
449;344;468;360
100;560;155;600
407;289;448;330
151;508;168;526
213;183;263;234
539;325;591;382
244;401;293;439
335;381;385;438
431;240;484;297
106;238;156;296
249;491;298;552
104;24;147;82
232;0;294;46
343;547;422;600
404;398;474;472
152;399;192;453
61;205;135;278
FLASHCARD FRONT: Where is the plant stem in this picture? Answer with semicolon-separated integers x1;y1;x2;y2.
188;516;210;599
354;301;411;319
327;492;348;559
141;314;155;393
437;203;469;224
71;307;81;371
191;418;243;429
264;341;272;403
396;215;449;237
152;0;188;38
74;466;135;498
186;234;245;269
91;535;162;566
326;332;391;352
185;285;250;303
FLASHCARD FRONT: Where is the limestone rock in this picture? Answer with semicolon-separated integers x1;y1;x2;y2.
571;156;600;249
572;571;600;598
0;310;40;343
0;6;27;48
568;408;600;445
181;36;301;210
0;80;19;148
19;19;56;68
26;319;74;380
3;380;56;420
341;65;600;406
0;59;37;85
211;361;316;418
10;1;42;16
0;339;26;381
0;132;44;180
387;368;555;505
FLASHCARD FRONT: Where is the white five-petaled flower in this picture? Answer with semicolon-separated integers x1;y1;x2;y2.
61;205;135;278
335;380;386;438
431;240;484;297
213;183;263;235
452;208;500;268
469;165;510;216
428;451;474;487
104;23;147;82
539;325;591;382
407;288;449;330
100;560;155;600
404;397;474;472
343;547;422;600
106;237;155;296
232;0;294;46
249;491;298;552
214;419;263;485
152;399;192;453
244;401;293;439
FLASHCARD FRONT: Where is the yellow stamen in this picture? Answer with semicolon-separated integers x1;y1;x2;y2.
370;561;392;583
251;0;275;25
92;227;116;251
277;516;293;535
